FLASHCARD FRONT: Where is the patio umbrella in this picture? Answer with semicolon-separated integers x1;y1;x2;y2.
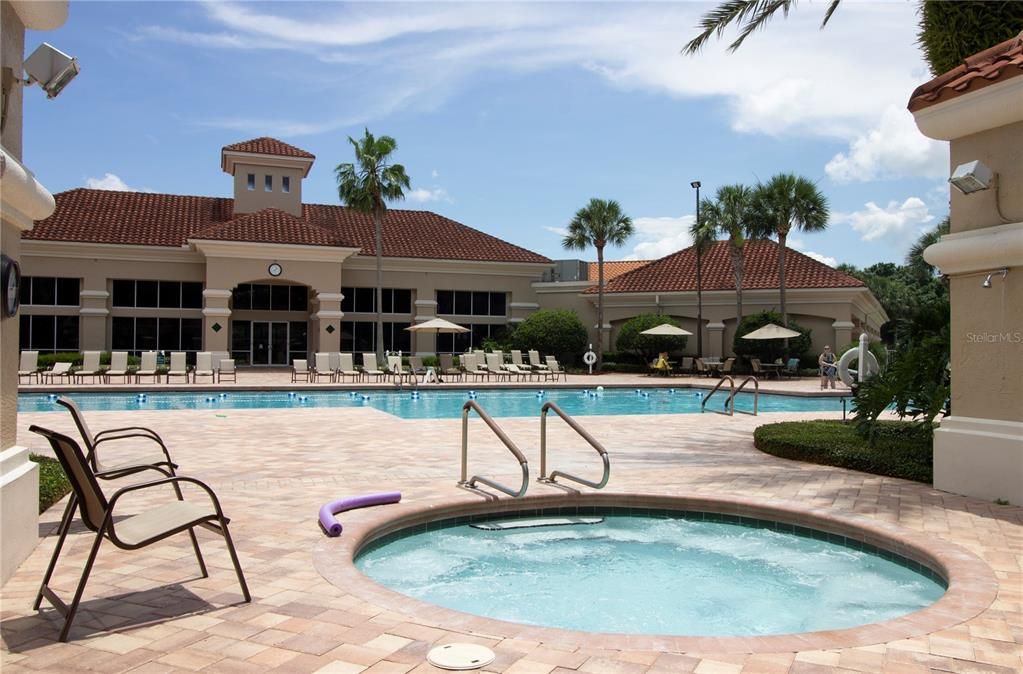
741;323;801;340
405;318;470;353
640;323;694;336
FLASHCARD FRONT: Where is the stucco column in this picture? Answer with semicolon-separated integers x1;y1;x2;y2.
313;292;344;353
509;301;539;325
202;289;232;353
706;322;726;358
832;320;854;350
412;299;438;353
78;289;109;350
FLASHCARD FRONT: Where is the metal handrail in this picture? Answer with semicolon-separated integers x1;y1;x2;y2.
460;400;529;498
701;375;735;416
725;376;760;416
537;402;610;489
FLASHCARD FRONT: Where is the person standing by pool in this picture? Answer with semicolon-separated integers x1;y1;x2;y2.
818;345;837;390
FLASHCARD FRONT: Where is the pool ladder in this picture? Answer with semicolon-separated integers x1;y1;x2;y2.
701;375;759;416
459;400;610;497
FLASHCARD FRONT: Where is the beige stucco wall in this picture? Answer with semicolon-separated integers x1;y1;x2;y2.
949;121;1023;235
1;222;21;450
1;1;25;159
230;161;306;217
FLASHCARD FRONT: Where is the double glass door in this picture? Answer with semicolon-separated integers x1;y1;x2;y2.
252;321;289;365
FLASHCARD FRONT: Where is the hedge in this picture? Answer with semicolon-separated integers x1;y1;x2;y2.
32;454;71;514
753;420;932;483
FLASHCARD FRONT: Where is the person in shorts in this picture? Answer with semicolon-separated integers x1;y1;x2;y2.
819;345;837;389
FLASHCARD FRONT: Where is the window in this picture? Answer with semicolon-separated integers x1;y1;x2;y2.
282;176;291;193
247;173;255;191
111;280;203;308
264;175;273;192
232;283;308;312
340;321;410;352
20;277;80;306
436;290;507;317
436;323;501;353
111;316;201;356
19;315;79;352
341;287;412;314
136;280;158;307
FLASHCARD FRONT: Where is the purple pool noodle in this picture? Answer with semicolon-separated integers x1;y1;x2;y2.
318;491;401;537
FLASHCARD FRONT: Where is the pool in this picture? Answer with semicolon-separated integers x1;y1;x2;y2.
355;508;946;637
18;388;847;418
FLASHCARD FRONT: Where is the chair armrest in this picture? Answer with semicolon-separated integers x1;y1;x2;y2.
94;426;166;444
107;475;226;516
92;431;174;465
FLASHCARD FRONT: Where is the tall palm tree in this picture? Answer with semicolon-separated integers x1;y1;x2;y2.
336;129;410;360
683;0;842;55
563;198;634;370
750;173;829;334
700;184;755;327
907;217;949;279
688;216;718;358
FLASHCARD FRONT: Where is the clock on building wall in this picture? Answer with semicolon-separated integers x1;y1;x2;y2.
268;262;283;277
1;254;22;318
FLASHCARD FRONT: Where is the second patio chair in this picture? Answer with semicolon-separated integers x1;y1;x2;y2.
43;361;73;384
165;352;190;383
291;358;310;383
105;351;132;384
135;351;160;384
360;353;387;382
19;350;42;383
337;354;362;382
311;352;335;383
74;351;104;384
438;353;462;381
193;352;216;384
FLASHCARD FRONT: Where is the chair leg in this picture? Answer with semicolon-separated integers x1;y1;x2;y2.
33;494;78;611
218;518;251;603
58;526;106;642
165;476;208;578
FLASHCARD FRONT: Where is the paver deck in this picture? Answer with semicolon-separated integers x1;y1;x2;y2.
3;375;1021;673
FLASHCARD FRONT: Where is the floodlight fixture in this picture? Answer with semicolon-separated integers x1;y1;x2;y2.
690;181;701;189
949;160;994;195
23;42;79;99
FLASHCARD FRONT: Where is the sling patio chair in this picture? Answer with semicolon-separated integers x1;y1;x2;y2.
408;355;428;380
510;349;533;372
337;354;362;382
528;350;550;372
165;352;190;384
311;352;335;383
104;351;132;384
135;351;160;384
360;353;387;382
217;359;237;383
73;351;104;384
28;425;249;642
484;353;511;381
544;356;567;382
386;355;414;385
193;352;216;384
438;353;463;381
291;358;310;383
42;361;74;385
19;350;42;383
460;353;487;382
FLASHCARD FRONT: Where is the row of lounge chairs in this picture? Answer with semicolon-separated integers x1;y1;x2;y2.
19;350;237;384
649;355;801;379
292;349;567;383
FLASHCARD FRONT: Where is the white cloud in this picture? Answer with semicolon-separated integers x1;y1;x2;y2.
84;173;151;192
832;197;935;250
407;187;451;203
802;251;839;267
622;215;697;261
544;225;569;237
431;169;440;178
825;106;948;183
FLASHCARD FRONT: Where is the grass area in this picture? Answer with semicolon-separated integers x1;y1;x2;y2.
31;454;71;514
753;420;933;483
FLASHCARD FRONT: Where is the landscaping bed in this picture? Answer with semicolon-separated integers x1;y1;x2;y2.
32;455;71;514
753;420;933;483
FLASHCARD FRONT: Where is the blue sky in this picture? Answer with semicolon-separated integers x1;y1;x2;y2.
23;1;949;268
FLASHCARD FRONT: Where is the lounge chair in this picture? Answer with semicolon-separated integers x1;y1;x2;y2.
360;353;387;382
782;357;801;379
329;352;342;378
165;352;190;384
74;351;104;384
291;358;310;383
28;425;249;642
510;349;532;371
681;356;694;374
105;351;131;384
217;359;236;383
529;350;550;372
193;352;216;384
461;353;487;381
387;355;414;385
484;353;511;381
409;356;427;380
503;363;532;381
438;354;462;381
721;357;735;376
311;352;334;383
337;354;362;382
751;358;764;378
694;358;708;377
544;356;567;382
135;351;160;384
19;350;42;383
43;361;74;384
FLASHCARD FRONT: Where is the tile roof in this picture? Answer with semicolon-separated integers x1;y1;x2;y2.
586;260;650;282
908;31;1023;112
585;239;863;294
221;137;316;159
27;188;552;264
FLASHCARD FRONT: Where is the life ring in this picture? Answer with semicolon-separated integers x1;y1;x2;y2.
583;350;597;366
838;348;880;387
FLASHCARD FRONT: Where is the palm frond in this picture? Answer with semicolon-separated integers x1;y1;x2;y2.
683;0;762;54
728;0;793;52
821;0;842;27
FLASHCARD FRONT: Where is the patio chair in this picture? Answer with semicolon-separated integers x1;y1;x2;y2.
681;357;694;374
694;358;709;377
459;353;481;381
311;352;334;383
43;361;74;385
28;425;249;642
503;362;532;381
484;353;511;381
387;355;414;385
751;358;764;378
74;351;104;384
510;349;530;371
165;352;190;384
438;353;462;381
544;357;567;382
783;357;801;379
193;352;215;384
217;359;237;383
135;351;160;384
19;351;42;384
337;354;362;382
291;358;310;383
329;352;342;378
529;350;550;372
360;353;387;382
721;357;735;375
409;356;428;379
103;352;131;384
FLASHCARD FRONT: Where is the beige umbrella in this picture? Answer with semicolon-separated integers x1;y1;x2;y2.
741;323;801;340
640;323;693;336
405;318;470;357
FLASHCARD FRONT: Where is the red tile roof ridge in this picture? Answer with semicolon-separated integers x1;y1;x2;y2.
908;31;1023;112
221;137;316;159
190;208;347;247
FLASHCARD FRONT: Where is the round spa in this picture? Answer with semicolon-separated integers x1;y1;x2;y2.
354;507;947;638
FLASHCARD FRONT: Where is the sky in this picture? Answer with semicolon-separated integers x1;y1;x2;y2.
22;1;950;269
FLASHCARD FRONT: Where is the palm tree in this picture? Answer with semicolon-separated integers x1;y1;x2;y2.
563;198;634;370
336;129;410;360
700;184;755;327
750;173;829;335
688;215;718;358
907;217;949;279
683;0;842;55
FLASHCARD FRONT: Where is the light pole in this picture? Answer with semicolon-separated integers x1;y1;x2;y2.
691;180;703;358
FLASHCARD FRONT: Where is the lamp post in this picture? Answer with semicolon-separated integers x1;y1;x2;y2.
691;180;703;358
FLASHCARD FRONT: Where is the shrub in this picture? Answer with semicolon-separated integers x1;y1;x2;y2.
732;311;811;364
754;420;933;483
37;352;82;368
510;309;588;365
32;454;71;514
614;314;688;364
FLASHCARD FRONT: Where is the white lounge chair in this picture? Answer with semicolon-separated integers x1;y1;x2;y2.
360;353;386;381
105;351;131;383
136;351;160;383
19;351;41;383
74;351;104;384
529;350;550;372
217;359;236;383
193;352;215;384
438;353;462;381
311;352;334;383
291;359;310;383
484;353;510;381
43;361;73;384
510;350;532;371
544;356;567;382
165;352;190;383
337;354;362;382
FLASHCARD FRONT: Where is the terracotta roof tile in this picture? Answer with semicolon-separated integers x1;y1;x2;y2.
27;188;551;264
908;31;1023;112
221;137;315;159
586;260;651;282
585;239;862;294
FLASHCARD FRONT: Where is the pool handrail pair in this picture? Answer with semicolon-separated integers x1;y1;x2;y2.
701;375;759;416
459;400;610;498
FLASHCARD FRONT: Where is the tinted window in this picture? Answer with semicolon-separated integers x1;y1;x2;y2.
340;287;354;313
159;281;181;308
181;319;203;351
56;278;79;305
181;282;203;309
136;317;158;350
136;281;159;308
111;317;135;351
355;287;375;313
159;318;181;351
454;291;472;315
472;292;489;316
30;315;55;350
271;284;290;311
436;290;453;315
489;292;506;317
233;284;252;311
112;280;135;307
290;286;308;312
393;289;412;314
20;279;31;306
56;316;79;351
32;278;55;305
252;284;270;310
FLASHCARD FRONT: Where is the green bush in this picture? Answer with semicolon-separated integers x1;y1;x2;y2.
918;1;1023;76
32;454;71;514
37;352;82;368
732;311;811;364
754;420;933;483
510;309;588;365
614;314;688;364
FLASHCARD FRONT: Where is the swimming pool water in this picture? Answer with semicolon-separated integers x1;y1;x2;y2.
356;514;946;636
18;388;847;418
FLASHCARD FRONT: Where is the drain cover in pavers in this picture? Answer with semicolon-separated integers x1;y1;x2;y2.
427;643;496;670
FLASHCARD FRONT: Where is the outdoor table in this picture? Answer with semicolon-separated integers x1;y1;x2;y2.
759;363;782;379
